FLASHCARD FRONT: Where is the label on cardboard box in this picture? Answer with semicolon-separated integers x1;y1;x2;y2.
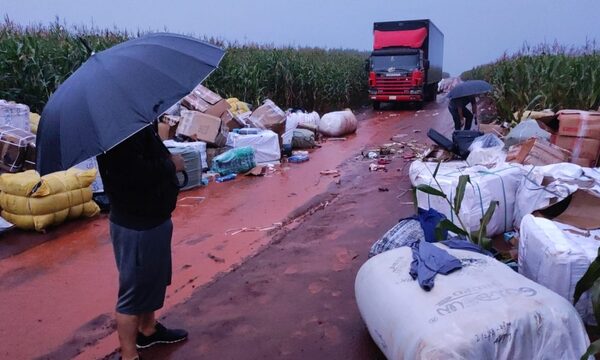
557;110;600;139
553;135;600;160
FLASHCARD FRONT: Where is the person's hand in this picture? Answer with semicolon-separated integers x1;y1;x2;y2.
171;154;185;172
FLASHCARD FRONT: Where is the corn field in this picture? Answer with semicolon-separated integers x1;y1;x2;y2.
0;19;368;114
462;42;600;122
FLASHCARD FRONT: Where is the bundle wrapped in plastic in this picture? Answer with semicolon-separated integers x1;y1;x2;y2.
211;146;255;176
0;168;100;231
318;109;357;137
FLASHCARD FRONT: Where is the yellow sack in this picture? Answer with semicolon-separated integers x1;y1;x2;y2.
0;170;41;197
29;112;40;134
0;187;92;215
226;98;250;114
1;201;99;232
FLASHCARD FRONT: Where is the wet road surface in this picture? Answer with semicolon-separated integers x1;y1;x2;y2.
0;98;453;359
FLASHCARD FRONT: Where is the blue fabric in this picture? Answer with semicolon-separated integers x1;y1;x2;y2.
441;237;493;257
409;241;462;291
410;208;447;243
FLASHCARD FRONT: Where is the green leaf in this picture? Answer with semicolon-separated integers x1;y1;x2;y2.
591;280;600;327
580;338;600;360
436;219;469;238
477;201;499;246
574;248;600;305
432;161;442;179
416;184;447;198
479;236;493;251
453;175;471;214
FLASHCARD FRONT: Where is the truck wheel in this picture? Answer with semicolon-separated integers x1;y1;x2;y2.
373;101;381;110
427;83;438;101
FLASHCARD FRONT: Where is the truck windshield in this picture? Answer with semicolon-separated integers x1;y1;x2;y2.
371;54;419;72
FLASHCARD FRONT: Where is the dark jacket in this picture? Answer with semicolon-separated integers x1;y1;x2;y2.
97;125;179;230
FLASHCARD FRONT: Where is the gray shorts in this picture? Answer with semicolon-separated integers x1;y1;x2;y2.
110;219;173;315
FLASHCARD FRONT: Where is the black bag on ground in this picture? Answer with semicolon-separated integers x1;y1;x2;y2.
427;129;454;152
452;130;483;159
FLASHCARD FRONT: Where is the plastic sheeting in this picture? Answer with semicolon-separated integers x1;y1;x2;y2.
513;163;585;228
355;246;591;360
73;157;104;193
410;161;523;236
519;214;600;325
226;130;280;164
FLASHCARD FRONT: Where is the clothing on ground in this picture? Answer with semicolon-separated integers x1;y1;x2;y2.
441;237;493;257
409;207;447;243
368;219;424;258
409;240;462;291
112;219;173;315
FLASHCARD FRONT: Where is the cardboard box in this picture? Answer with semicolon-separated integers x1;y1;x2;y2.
552;135;600;160
158;122;177;141
478;123;509;137
176;110;227;147
221;110;244;131
0;125;35;173
249;100;286;131
570;157;597;167
23;142;36;171
506;138;569;166
181;84;231;117
557;110;600;139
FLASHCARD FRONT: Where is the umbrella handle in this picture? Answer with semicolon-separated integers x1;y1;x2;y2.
177;170;189;189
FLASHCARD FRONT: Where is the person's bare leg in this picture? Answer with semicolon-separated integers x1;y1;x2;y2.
138;312;157;336
116;312;140;360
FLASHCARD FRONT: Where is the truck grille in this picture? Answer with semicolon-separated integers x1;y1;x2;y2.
375;75;412;94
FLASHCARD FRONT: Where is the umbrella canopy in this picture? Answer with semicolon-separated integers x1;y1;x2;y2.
36;33;225;175
447;80;492;100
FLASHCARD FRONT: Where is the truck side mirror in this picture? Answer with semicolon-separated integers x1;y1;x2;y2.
423;59;430;70
364;59;370;72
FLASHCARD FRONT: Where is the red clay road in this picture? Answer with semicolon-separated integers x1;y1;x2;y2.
0;98;453;360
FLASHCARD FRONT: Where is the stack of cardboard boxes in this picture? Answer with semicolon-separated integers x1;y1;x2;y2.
552;110;600;167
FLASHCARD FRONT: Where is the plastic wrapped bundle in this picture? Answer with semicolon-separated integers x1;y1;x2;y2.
211;147;255;176
0;169;100;231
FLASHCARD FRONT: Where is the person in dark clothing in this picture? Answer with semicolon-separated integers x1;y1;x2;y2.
448;95;477;130
97;124;187;360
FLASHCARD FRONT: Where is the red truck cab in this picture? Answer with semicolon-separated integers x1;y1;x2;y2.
368;20;444;109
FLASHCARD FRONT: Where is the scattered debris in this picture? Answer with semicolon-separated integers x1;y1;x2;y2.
369;163;387;172
320;169;341;176
378;187;389;192
207;253;225;263
327;137;347;141
413;129;421;133
225;222;283;236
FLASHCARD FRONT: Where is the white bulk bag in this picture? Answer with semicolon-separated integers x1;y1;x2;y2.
226;130;280;163
519;214;600;325
318;109;357;137
409;161;523;236
513;163;584;228
355;246;590;360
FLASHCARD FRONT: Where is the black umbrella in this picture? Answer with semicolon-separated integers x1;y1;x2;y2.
447;80;492;100
36;33;225;175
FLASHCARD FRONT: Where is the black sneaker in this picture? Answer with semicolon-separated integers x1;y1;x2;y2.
136;322;188;349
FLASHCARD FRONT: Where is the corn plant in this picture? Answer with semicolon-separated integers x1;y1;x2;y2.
0;18;369;114
413;162;498;249
462;42;600;122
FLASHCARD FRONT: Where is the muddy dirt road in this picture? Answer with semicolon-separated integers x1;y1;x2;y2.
0;98;453;359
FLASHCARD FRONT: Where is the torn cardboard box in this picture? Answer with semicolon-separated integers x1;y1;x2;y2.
249;100;286;132
557;110;600;140
176;110;227;147
506;138;569;166
535;190;600;230
181;84;231;117
479;123;509;137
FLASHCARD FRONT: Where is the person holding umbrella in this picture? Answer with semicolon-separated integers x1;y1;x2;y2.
36;34;226;359
448;95;477;130
446;80;493;131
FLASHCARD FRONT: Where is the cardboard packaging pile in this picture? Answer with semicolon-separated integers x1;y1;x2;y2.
552;110;600;167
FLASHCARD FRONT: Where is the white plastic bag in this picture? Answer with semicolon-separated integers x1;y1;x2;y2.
355;246;591;360
0;100;31;132
163;140;208;170
318;109;357;137
519;214;600;325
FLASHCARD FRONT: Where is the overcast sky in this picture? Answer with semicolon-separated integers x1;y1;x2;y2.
4;0;600;75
